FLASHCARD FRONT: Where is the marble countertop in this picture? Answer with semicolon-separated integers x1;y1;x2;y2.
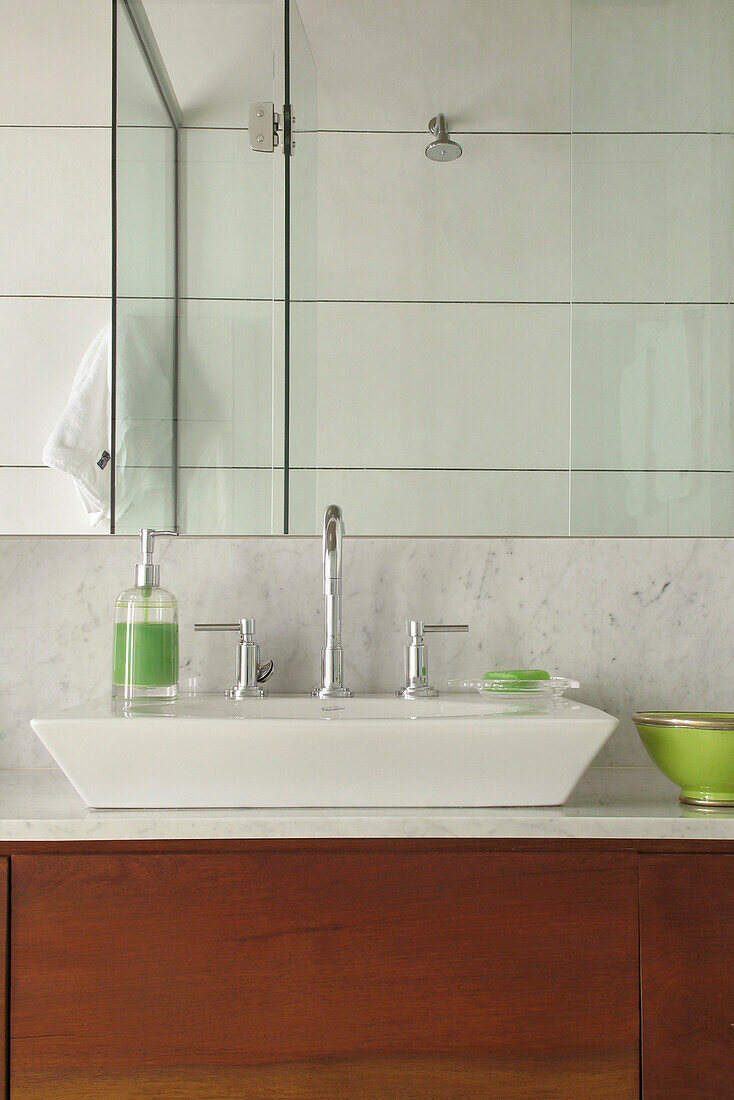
0;766;733;841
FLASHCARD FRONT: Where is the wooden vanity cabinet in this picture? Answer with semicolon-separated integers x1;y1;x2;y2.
0;859;7;1095
640;855;734;1100
9;846;639;1099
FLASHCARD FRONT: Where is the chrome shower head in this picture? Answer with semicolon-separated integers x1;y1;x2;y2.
425;114;462;162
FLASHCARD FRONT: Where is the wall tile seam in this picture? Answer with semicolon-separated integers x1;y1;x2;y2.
288;300;734;306
0;534;723;541
0;295;112;300
180;297;284;303
0;124;110;130
310;129;734;137
168;467;734;474
5;298;728;305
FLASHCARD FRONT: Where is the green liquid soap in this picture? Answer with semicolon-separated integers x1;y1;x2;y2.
113;621;178;689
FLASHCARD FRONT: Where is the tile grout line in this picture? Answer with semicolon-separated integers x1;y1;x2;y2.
7;466;732;475
6;298;727;305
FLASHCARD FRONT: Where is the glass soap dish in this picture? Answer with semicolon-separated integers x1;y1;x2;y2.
448;676;580;699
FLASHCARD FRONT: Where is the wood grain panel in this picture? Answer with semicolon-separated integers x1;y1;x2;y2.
641;854;734;1099
13;1054;638;1100
11;849;639;1098
0;859;6;1100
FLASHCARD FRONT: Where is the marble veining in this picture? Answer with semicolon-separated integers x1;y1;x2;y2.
0;536;727;770
0;766;732;841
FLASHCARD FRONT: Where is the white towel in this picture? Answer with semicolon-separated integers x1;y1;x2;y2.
115;311;175;520
620;309;698;521
43;315;176;527
42;324;112;526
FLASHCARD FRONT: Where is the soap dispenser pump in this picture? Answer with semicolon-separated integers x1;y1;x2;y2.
112;528;179;701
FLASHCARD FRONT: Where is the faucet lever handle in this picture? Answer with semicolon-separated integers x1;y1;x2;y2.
398;620;468;700
195;618;255;640
407;619;468;639
195;619;272;698
423;623;469;634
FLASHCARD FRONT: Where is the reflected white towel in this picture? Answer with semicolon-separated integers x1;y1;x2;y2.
42;325;111;526
115;311;174;520
620;310;698;519
42;315;175;528
651;312;694;503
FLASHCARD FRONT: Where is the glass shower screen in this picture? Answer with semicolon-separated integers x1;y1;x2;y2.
114;0;178;534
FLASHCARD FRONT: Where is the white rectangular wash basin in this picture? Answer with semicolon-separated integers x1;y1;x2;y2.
31;693;617;810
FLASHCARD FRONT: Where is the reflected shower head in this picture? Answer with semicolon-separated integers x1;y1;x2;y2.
425;114;462;161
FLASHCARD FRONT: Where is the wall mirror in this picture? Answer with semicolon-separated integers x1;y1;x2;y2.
3;0;733;535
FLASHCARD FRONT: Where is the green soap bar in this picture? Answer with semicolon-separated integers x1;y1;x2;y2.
113;621;178;688
483;669;550;681
482;669;550;693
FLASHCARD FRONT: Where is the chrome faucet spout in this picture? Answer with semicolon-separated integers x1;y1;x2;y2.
313;504;352;699
323;502;342;594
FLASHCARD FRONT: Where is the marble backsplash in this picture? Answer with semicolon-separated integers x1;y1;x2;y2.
0;535;726;769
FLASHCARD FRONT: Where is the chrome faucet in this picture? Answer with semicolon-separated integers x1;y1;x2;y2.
195;618;274;699
313;504;352;698
396;619;469;698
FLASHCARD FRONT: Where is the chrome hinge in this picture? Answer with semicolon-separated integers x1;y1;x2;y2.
249;102;280;152
249;103;295;154
283;103;295;156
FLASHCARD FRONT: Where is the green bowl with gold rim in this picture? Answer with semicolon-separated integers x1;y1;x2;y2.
633;712;734;807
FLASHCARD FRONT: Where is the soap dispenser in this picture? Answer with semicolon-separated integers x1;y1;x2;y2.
112;528;179;700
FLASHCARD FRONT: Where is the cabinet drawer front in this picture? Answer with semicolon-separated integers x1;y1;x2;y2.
641;854;734;1100
0;859;7;1100
11;849;639;1098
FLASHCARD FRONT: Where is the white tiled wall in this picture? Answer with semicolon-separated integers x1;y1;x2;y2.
0;297;112;466
2;0;282;538
116;126;176;299
571;0;734;133
144;0;276;129
571;304;734;472
113;0;178;535
570;472;734;536
0;128;111;298
289;470;569;536
288;1;571;533
290;2;571;532
180;128;276;300
295;0;571;133
178;298;284;470
0;0;111;534
0;0;112;127
572;134;734;304
3;0;734;539
315;133;571;304
178;467;283;534
569;0;734;535
294;303;570;470
144;0;284;533
0;469;106;535
289;0;734;535
176;125;282;532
